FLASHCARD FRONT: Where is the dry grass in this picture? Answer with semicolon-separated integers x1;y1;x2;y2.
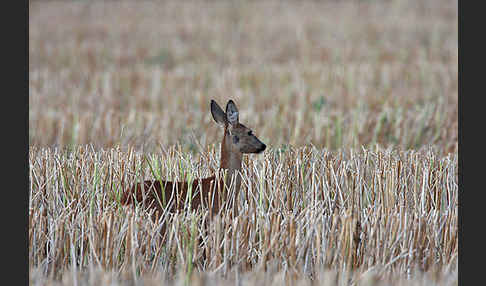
29;145;457;285
29;0;457;154
29;0;457;285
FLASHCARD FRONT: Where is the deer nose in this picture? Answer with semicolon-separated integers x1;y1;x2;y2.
258;143;266;153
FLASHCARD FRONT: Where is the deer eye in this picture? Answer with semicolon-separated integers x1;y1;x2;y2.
247;131;253;136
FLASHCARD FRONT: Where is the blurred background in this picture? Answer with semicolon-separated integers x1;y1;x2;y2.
29;0;458;154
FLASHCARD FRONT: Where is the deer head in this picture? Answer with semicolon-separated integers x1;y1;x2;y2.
211;99;266;155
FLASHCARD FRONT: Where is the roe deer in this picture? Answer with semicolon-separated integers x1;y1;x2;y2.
121;99;266;219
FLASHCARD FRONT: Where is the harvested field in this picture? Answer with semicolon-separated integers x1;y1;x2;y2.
29;0;457;285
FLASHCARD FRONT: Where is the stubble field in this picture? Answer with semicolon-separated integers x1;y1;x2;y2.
29;1;458;285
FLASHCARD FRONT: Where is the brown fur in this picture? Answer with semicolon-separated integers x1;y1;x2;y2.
120;176;230;219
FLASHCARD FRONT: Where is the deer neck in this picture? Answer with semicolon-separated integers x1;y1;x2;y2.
220;128;243;177
219;128;242;216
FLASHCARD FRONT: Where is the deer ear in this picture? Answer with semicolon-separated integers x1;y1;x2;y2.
211;100;227;126
226;100;239;125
